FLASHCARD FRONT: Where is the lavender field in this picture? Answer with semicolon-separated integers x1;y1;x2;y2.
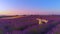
0;15;60;34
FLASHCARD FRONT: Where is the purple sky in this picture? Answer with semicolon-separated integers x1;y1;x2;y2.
0;0;60;15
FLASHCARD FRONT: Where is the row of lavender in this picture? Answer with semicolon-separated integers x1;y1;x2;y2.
0;15;60;34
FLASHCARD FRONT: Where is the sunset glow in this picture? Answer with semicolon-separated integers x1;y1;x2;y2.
0;0;60;15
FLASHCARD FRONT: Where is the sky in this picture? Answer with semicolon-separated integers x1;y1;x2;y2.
0;0;60;15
